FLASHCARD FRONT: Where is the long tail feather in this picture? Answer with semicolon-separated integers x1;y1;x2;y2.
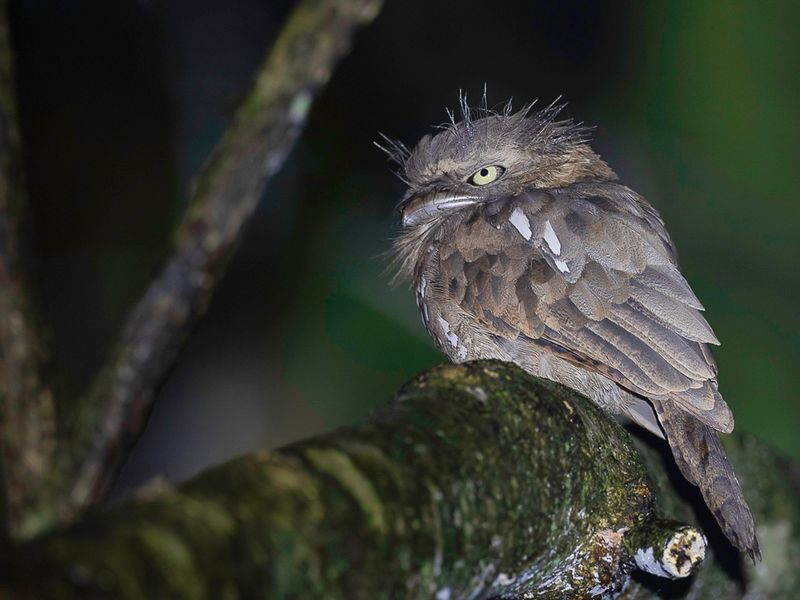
652;399;760;560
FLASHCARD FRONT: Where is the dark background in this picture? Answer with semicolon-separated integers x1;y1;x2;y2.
9;0;799;496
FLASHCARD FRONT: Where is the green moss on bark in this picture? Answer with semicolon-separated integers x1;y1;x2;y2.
0;361;797;599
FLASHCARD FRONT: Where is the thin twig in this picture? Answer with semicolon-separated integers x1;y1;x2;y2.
0;0;57;539
51;0;384;529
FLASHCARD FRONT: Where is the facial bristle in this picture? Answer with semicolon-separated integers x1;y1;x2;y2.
374;132;411;167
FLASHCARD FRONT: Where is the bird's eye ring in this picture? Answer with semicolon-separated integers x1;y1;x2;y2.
468;165;505;186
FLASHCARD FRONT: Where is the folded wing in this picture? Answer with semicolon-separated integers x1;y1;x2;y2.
440;183;733;433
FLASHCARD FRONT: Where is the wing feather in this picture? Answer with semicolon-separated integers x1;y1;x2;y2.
608;303;715;380
628;281;719;344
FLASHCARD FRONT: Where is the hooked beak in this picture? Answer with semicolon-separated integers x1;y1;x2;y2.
399;191;481;227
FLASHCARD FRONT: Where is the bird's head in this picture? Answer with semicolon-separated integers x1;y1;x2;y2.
379;98;617;230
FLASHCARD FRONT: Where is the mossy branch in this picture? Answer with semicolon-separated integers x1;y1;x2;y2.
62;0;384;527
2;362;796;598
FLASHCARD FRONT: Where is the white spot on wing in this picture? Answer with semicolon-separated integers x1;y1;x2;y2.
509;207;532;240
436;315;459;348
543;220;562;254
553;257;570;273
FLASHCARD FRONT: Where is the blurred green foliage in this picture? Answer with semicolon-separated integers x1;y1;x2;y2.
628;2;800;456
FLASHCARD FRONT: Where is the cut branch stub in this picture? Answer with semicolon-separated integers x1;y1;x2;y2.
624;517;706;579
1;362;704;598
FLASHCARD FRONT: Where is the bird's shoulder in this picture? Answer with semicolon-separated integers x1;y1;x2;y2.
439;181;687;318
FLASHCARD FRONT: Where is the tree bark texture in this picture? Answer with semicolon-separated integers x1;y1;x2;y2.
2;361;796;599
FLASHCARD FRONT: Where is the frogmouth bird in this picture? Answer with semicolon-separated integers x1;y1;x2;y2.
384;98;759;559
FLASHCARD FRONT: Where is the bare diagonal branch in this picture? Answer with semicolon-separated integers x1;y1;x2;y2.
47;0;384;531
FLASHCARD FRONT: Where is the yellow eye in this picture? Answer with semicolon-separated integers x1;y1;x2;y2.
468;165;505;186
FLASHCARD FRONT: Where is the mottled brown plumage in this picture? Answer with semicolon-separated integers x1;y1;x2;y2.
385;98;759;559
